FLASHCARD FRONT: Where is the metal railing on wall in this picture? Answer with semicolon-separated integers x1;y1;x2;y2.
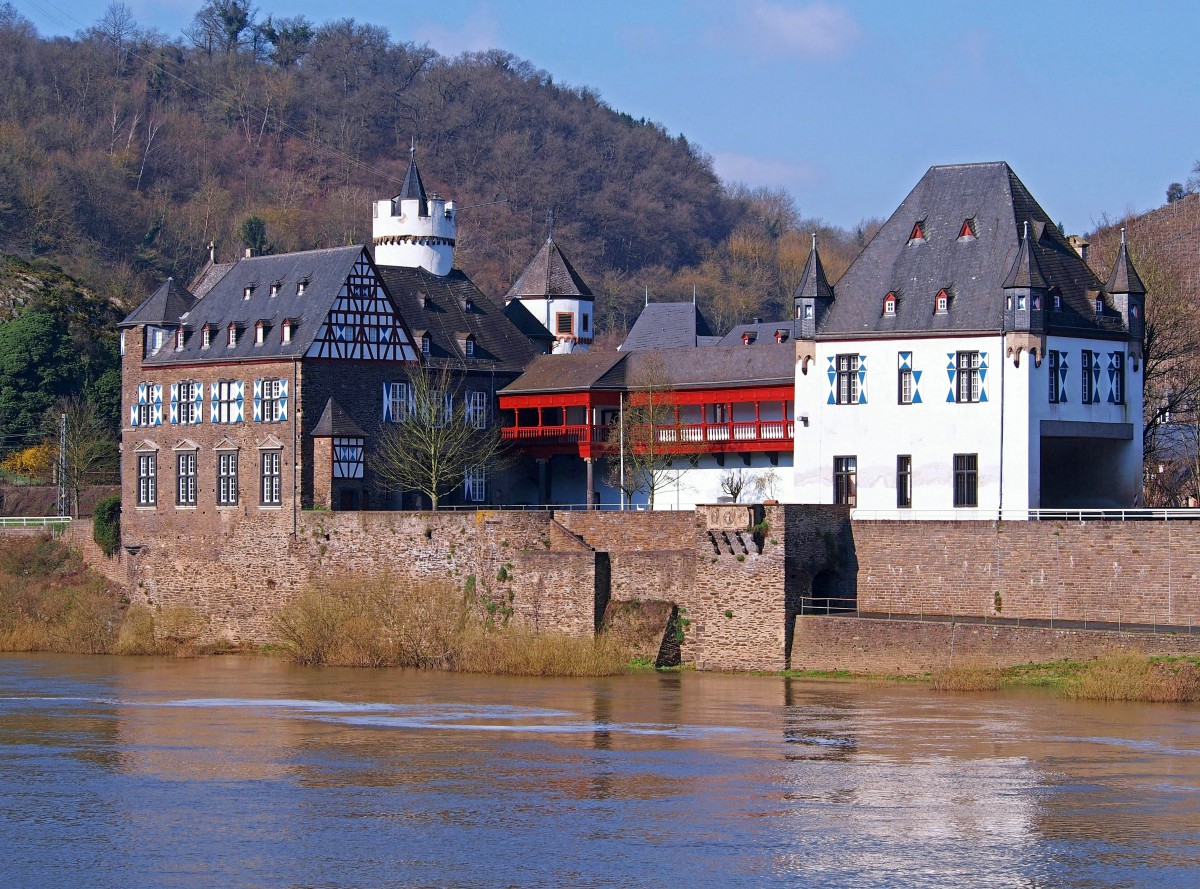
0;516;72;530
850;507;1200;522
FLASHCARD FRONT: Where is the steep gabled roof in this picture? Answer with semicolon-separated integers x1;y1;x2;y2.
377;265;538;372
1106;236;1147;295
141;246;372;364
311;398;366;437
502;298;556;347
1002;225;1050;289
819;162;1126;339
504;239;593;302
119;278;198;328
619;302;715;351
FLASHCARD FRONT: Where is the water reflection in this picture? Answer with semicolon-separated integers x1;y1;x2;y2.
0;654;1198;888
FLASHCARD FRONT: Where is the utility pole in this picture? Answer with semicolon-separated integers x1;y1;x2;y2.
56;412;68;517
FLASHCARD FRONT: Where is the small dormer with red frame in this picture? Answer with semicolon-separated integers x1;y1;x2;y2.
934;288;951;315
883;291;898;317
908;220;927;245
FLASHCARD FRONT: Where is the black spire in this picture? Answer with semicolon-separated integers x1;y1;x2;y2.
395;139;429;217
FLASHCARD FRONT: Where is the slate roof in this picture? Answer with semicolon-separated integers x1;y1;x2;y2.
311;398;366;437
377;265;538;373
501;298;556;349
395;150;428;216
1002;227;1049;289
504;239;594;301
119;278;197;328
793;240;834;302
819;163;1128;340
1107;237;1147;295
619;303;715;351
719;321;798;347
133;246;370;365
502;344;792;396
189;260;236;298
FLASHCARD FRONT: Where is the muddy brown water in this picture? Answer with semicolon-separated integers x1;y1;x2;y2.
1;653;1198;888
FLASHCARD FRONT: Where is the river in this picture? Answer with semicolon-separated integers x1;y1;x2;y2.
0;653;1197;888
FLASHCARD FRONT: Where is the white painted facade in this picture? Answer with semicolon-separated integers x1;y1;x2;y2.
371;193;457;275
794;332;1143;516
512;293;593;354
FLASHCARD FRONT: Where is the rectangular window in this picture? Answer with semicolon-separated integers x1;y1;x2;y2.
261;451;281;505
1112;352;1124;405
955;351;981;403
386;381;410;422
953;454;978;507
464;466;486;502
215;381;237;423
464;339;475;358
137;454;157;506
261;378;283;422
836;354;859;405
217;452;238;506
176;452;196;506
896;455;912;508
1081;350;1094;403
555;312;574;335
465;390;488;429
1048;351;1061;403
137;400;153;426
582;314;590;333
898;368;913;404
178;381;201;424
833;456;857;507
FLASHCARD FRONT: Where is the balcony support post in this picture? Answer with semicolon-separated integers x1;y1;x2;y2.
585;458;595;510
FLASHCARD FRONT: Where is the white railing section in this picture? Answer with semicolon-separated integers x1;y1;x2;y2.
850;507;1200;522
0;516;73;529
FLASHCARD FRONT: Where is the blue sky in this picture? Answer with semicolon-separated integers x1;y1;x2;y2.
17;0;1200;233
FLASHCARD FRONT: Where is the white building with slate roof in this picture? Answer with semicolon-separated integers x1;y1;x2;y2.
793;162;1145;517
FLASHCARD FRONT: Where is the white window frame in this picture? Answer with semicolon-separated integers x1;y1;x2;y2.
176;451;197;506
1081;350;1094;404
217;452;239;506
955;351;981;403
261;450;282;505
261;378;283;422
215;381;238;424
464;465;487;502
836;354;859;405
178;381;201;425
465;390;488;429
137;453;157;506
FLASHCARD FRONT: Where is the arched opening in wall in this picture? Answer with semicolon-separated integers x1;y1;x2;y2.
806;569;856;615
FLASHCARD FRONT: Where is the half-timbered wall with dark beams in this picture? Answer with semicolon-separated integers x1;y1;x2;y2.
306;253;419;362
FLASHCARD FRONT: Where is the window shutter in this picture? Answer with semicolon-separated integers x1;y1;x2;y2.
169;383;180;425
210;384;219;422
382;382;392;422
130;404;138;426
444;392;453;423
194;383;204;420
233;381;245;423
152;385;164;426
278;379;288;421
253;379;263;422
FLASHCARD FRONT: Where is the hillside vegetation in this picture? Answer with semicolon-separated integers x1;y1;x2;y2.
0;1;872;340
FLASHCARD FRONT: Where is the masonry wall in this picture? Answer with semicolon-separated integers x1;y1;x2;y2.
852;519;1200;627
791;616;1200;674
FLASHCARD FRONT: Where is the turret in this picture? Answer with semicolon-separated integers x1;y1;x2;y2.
1106;226;1147;359
793;234;834;339
503;223;594;354
372;144;456;275
1002;221;1049;334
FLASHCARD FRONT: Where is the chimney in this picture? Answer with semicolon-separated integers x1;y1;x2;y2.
244;247;253;258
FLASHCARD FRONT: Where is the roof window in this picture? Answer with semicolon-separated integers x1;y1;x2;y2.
935;288;950;315
908;221;926;244
422;334;431;357
957;218;977;241
883;291;897;316
282;320;292;344
228;323;238;347
1095;297;1104;315
243;285;254;300
269;282;280;298
202;326;213;349
774;329;788;343
175;328;185;350
296;280;307;296
742;331;756;346
255;321;265;345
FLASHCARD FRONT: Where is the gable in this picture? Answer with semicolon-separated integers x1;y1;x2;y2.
307;252;419;362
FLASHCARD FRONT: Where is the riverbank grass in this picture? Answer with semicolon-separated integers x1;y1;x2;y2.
273;577;632;676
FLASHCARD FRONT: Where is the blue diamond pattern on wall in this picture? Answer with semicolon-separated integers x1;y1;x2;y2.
946;353;957;402
826;356;837;405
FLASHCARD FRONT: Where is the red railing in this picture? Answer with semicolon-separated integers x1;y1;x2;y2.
501;421;793;448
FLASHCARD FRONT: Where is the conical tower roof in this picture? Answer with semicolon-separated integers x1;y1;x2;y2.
792;237;834;302
504;238;593;302
1003;222;1049;289
310;398;366;438
394;144;428;217
119;277;197;327
1106;229;1147;295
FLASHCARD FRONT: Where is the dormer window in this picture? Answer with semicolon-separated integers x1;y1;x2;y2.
202;326;212;349
935;289;950;314
774;329;788;343
464;337;475;358
228;324;238;347
957;218;977;241
418;292;429;308
175;328;185;350
1095;297;1104;315
463;297;474;312
269;282;279;298
255;321;265;345
282;320;292;344
296;280;307;297
742;332;752;346
243;285;254;300
908;221;926;244
883;291;897;316
421;334;431;357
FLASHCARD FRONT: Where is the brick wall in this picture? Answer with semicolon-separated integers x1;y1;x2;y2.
853;519;1200;626
791;615;1200;674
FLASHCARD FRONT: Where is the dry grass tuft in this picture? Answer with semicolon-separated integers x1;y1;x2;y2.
273;576;631;676
930;663;1005;692
1064;654;1200;703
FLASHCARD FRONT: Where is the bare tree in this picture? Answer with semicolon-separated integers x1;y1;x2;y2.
719;467;749;502
44;397;118;517
374;366;507;511
605;354;697;509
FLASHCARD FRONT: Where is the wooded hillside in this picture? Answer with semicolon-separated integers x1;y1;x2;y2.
0;1;872;340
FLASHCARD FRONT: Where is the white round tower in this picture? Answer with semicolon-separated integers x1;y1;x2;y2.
372;147;456;275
